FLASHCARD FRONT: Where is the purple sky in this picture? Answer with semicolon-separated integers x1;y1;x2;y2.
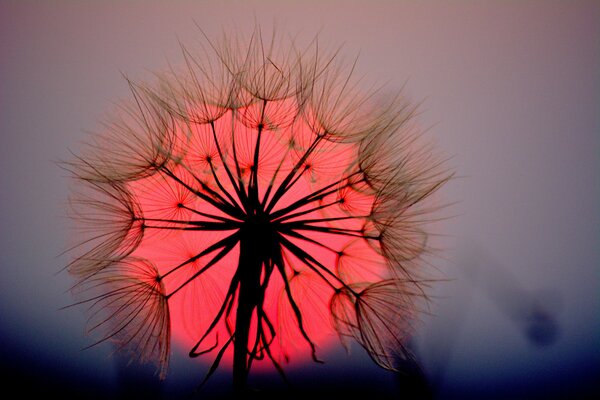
1;1;598;398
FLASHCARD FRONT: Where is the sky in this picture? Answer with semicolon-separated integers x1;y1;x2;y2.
0;1;598;398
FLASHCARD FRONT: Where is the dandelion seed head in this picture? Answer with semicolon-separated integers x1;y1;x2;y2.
72;257;171;379
65;26;451;388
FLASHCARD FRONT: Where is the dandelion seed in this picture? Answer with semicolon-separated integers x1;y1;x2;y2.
72;257;171;379
64;26;451;395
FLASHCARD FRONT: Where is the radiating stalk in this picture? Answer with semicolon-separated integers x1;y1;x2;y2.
233;226;265;394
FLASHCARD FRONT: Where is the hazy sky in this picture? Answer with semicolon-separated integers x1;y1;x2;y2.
1;1;598;398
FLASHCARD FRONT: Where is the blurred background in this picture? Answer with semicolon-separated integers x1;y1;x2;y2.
1;1;598;398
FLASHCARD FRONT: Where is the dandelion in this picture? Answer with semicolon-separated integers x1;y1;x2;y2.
64;26;451;395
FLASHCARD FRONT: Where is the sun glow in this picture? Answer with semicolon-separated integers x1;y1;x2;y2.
127;101;387;369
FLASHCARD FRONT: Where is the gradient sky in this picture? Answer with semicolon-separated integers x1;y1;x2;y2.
1;1;598;398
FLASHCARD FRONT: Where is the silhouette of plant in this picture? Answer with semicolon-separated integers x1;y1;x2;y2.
64;27;451;395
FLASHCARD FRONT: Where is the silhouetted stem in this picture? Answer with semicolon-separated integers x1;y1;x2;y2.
233;228;265;394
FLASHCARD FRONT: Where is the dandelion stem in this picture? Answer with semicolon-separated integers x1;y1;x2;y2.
233;227;269;394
